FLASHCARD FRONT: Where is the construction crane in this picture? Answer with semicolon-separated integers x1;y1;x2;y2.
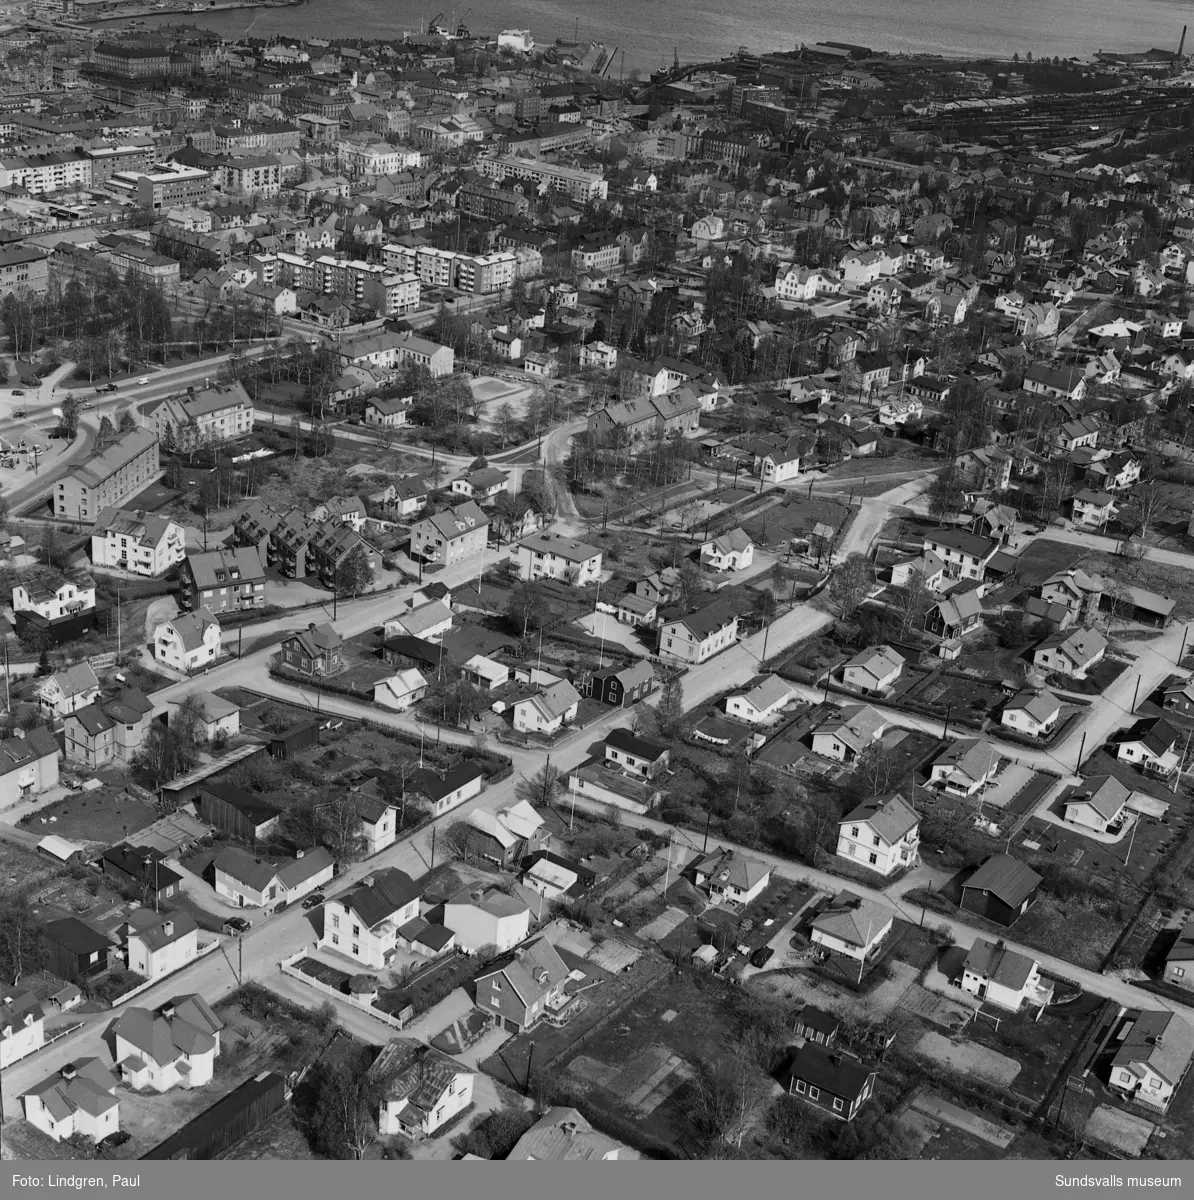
426;11;445;35
455;7;472;38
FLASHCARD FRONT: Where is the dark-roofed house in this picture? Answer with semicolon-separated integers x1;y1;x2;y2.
410;501;488;566
578;660;656;707
43;916;113;983
409;761;487;817
35;662;100;720
657;600;739;664
0;726;60;806
474;936;572;1033
23;1057;119;1143
279;621;345;677
179;546;266;613
1109;1010;1194;1113
318;867;422;968
98;844;180;906
922;528;1000;581
370;1037;475;1138
793;1005;841;1047
961;938;1053;1011
692;847;771;905
924;590;982;639
929;738;1002;797
1064;773;1131;834
781;1042;876;1121
463;800;548;871
1103;585;1176;629
112;993;223;1092
961;855;1042;926
603;728;669;778
1164;918;1194;992
199;783;283;842
64;689;155;766
1116;717;1182;780
836;793;920;877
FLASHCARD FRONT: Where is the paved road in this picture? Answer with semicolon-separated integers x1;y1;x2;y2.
1036;529;1194;573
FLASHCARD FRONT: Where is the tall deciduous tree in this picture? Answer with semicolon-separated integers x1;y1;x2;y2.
826;553;872;618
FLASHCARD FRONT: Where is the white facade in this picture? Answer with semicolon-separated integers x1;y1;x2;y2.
91;516;185;576
126;923;199;981
153;613;222;672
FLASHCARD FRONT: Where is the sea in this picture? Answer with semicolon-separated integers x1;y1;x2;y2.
135;0;1194;75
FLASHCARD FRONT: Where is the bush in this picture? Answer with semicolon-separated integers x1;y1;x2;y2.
451;1108;536;1160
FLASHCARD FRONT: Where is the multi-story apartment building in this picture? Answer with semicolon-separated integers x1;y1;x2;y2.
455;252;516;294
56;430;160;522
213;120;300;153
215;155;281;198
476;154;608;202
145;382;254;450
90;507;185;576
125;164;211;210
91;42;169;78
0;245;49;296
360;272;421;316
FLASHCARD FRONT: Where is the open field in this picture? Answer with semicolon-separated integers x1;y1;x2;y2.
20;789;158;847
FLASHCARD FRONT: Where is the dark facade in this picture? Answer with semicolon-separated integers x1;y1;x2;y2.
99;844;180;904
199;784;283;842
42;916;111;982
141;1072;286;1160
583;667;656;707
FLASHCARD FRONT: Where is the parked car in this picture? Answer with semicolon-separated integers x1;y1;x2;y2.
11;389;25;396
750;946;775;969
222;916;252;935
302;892;325;910
95;1131;131;1157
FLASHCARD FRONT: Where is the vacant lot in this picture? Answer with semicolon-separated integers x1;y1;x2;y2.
20;790;158;846
1013;538;1090;590
547;968;770;1155
741;496;853;549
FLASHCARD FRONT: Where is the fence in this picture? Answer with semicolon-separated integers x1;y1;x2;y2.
278;948;406;1029
110;938;223;1008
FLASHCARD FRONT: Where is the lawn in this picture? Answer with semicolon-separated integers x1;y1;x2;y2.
0;840;61;893
1081;550;1194;621
1013;538;1090;591
480;947;669;1095
19;789;158;846
820;453;938;482
740;495;853;549
543;968;772;1155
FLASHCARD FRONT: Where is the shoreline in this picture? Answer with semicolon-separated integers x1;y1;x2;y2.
65;0;294;22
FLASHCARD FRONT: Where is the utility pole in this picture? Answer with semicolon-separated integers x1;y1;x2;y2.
430;825;437;869
1132;675;1141;713
1076;730;1087;772
238;933;243;983
942;703;953;740
1181;624;1190;665
525;1040;536;1093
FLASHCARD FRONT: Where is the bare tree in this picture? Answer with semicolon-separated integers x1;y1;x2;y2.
827;553;873;618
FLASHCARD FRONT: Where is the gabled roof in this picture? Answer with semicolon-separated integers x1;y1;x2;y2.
811;891;895;947
815;704;887;754
185;545;265;589
1036;626;1107;666
933;737;1001;784
840;792;918;845
1112;1011;1194;1086
664;598;738;641
284;621;343;658
783;1042;875;1102
963;855;1042;908
24;1058;118;1121
329;867;421;929
693;847;770;893
414;501;488;541
213;845;280;892
963;937;1036;990
932;589;982;627
119;908;198;952
925;527;998;559
1068;773;1130;821
604;728;668;762
476;936;570;1006
201;784;282;827
842;644;903;681
1005;688;1061;723
704;526;753;555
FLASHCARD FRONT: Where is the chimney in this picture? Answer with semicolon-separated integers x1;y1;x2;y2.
60;1063;77;1080
308;622;317;632
12;727;23;739
1180;25;1187;57
296;848;305;859
162;921;174;937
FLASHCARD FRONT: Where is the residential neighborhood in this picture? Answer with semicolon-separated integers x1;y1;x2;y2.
1;8;1194;1177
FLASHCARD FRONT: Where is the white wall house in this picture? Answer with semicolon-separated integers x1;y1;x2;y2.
153;608;222;672
515;533;602;585
836;794;920;878
371;1038;475;1138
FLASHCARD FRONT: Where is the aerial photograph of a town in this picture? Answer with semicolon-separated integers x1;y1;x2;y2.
0;0;1192;1182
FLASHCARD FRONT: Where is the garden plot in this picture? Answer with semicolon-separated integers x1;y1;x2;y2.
909;1091;1016;1149
1084;1104;1155;1157
569;1043;694;1117
914;1031;1021;1086
639;906;691;943
899;983;975;1031
588;938;642;974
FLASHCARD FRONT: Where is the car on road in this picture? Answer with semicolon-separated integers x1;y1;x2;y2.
750;946;775;969
230;352;243;360
222;916;252;935
11;389;25;396
95;383;118;393
302;892;325;910
136;376;150;386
